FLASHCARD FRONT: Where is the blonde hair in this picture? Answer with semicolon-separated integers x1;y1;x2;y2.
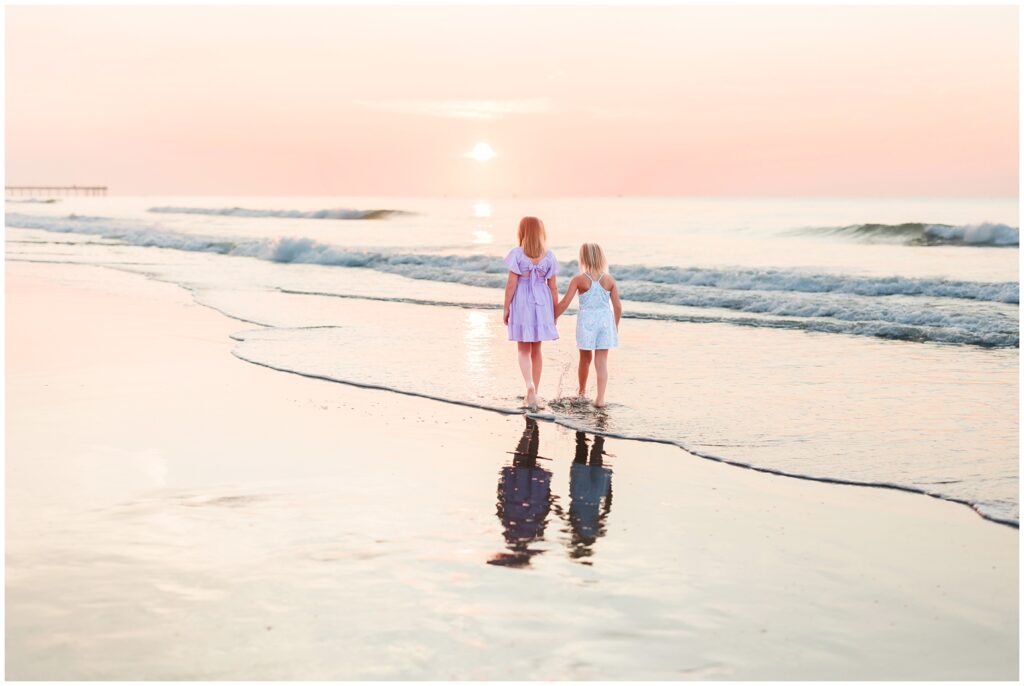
518;216;547;259
579;243;608;275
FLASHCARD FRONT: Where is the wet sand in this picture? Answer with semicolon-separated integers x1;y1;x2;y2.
5;260;1018;679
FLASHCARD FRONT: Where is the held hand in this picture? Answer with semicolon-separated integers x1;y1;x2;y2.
503;308;510;325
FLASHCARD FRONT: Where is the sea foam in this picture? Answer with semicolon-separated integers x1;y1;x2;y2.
6;212;1019;348
148;205;409;220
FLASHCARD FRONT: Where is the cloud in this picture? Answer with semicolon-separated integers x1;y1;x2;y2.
585;107;671;123
352;97;554;119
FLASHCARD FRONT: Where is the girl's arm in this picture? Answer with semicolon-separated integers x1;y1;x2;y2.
503;271;518;324
609;276;622;329
548;275;559;320
554;276;579;319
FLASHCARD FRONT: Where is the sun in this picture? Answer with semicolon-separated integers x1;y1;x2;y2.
466;142;496;162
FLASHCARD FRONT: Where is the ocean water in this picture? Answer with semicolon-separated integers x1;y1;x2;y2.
5;195;1019;524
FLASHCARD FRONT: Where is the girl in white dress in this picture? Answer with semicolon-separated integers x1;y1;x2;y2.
554;243;622;407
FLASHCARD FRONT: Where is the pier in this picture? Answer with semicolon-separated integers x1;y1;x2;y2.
6;185;107;197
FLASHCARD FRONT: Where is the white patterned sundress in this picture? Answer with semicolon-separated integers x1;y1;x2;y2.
576;273;618;351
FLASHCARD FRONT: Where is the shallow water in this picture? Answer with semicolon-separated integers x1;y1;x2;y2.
5;195;1019;522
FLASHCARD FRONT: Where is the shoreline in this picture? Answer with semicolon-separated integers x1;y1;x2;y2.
6;259;1018;679
232;341;1020;531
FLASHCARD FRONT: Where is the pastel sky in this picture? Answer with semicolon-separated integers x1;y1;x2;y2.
6;5;1018;197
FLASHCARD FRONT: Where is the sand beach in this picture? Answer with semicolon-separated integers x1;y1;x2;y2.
5;259;1017;680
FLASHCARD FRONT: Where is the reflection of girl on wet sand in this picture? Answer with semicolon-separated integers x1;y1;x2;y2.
489;419;614;569
488;418;553;567
565;432;613;562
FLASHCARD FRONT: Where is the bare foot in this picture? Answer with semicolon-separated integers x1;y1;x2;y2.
525;387;538;410
593;398;607;408
576;387;586;397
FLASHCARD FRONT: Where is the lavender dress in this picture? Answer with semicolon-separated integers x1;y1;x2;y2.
504;246;559;342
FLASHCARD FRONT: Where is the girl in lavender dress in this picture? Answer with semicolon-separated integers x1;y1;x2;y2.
503;216;559;410
554;243;622;407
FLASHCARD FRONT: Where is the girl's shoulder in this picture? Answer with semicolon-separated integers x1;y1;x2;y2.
568;273;590;292
543;250;559;276
503;246;525;274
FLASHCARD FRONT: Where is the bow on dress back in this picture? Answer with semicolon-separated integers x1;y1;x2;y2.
505;247;557;306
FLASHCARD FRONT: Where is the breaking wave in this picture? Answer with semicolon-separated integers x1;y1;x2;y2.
6;212;1018;348
148;205;411;220
794;222;1019;247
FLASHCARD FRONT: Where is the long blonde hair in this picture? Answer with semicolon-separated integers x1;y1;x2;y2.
518;216;547;259
579;242;608;275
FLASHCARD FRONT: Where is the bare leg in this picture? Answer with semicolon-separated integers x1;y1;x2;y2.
530;342;543;396
517;342;536;407
577;350;593;395
593;349;609;407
